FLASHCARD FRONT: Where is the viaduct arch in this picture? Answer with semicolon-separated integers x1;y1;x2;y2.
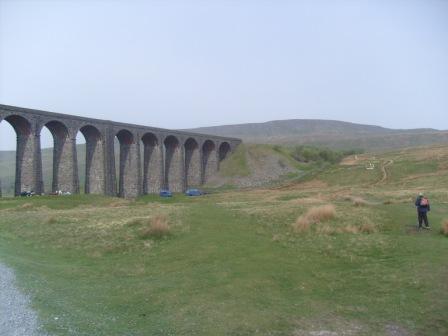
0;104;241;198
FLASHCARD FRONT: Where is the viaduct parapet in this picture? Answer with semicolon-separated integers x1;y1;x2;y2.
0;104;241;198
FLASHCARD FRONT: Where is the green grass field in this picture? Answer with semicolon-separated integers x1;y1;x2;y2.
0;145;447;335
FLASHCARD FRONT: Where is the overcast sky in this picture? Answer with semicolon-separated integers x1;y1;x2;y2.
1;0;447;149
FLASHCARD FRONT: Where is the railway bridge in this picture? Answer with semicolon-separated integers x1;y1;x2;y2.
0;104;241;198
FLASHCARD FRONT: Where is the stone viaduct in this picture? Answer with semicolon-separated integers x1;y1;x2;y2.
0;104;241;198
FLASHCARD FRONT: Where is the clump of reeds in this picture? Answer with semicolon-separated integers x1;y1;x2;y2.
440;219;448;237
292;204;336;233
139;215;171;239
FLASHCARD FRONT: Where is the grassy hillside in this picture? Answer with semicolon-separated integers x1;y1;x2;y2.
210;143;359;188
0;144;447;335
0;150;16;195
187;119;448;151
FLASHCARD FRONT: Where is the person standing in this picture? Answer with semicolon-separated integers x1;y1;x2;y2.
415;192;431;229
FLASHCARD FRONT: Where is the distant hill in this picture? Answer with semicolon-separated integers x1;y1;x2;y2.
186;119;448;151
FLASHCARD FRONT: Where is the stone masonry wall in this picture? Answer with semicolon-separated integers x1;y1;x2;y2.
118;141;140;198
165;140;184;193
185;145;201;187
84;133;105;194
143;142;163;194
16;131;37;195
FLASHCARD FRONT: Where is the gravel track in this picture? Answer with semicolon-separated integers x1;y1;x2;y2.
0;263;48;336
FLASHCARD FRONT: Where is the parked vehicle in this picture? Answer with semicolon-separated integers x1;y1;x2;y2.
159;189;173;197
185;188;204;196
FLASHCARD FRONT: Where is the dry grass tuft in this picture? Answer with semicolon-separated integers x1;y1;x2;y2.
341;225;359;234
317;224;336;235
293;217;311;233
140;215;171;239
272;234;281;242
360;223;377;234
305;204;336;222
440;220;448;237
351;197;369;207
292;204;336;233
20;203;33;210
344;196;370;206
46;216;58;224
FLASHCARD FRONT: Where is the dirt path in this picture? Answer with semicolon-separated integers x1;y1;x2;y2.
0;263;48;336
375;160;393;185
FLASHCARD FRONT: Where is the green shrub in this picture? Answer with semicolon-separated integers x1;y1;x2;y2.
290;145;359;164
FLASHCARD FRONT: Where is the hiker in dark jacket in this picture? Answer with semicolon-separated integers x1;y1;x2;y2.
415;192;431;229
